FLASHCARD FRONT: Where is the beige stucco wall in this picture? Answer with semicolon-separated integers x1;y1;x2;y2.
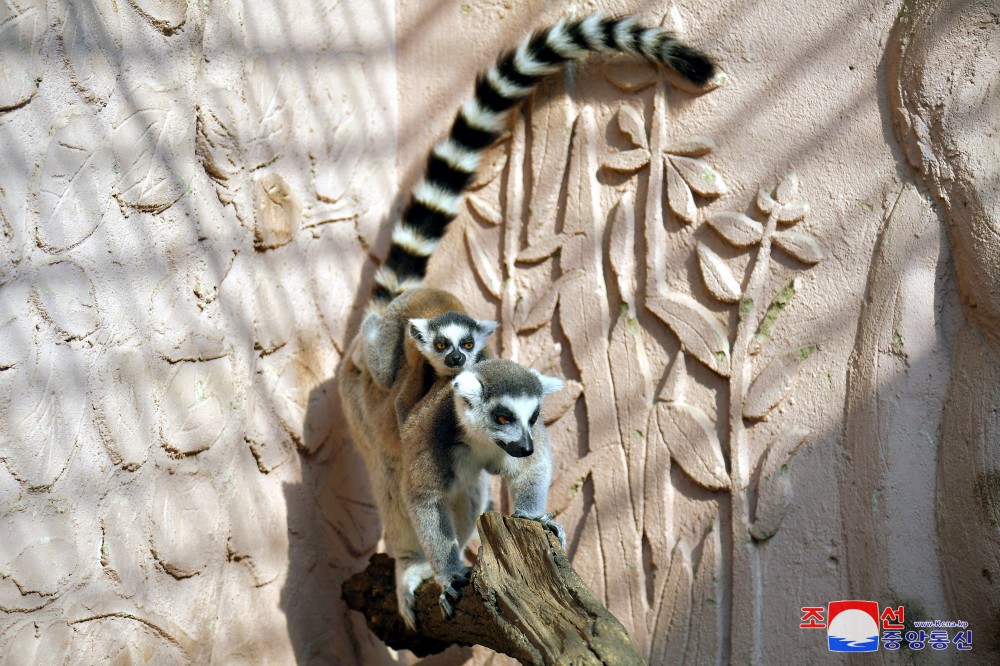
1;0;996;663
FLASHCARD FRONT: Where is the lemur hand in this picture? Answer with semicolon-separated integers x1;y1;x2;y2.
439;566;471;619
513;510;567;550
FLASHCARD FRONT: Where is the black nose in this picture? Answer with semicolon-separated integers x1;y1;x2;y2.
499;434;533;458
445;351;465;368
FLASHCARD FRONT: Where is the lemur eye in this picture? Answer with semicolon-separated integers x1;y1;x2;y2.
435;341;447;351
462;341;474;350
496;415;507;425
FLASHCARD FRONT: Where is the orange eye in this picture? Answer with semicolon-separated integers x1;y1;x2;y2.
435;342;447;350
496;415;507;425
463;341;474;350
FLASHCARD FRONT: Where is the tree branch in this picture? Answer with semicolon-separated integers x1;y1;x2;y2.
342;512;644;664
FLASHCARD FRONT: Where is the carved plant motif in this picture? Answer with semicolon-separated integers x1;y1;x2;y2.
459;53;825;660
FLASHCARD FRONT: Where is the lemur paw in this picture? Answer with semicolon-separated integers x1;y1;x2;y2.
395;559;433;632
438;567;472;619
513;511;567;550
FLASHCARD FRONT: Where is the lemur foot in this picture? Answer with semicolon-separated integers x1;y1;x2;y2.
395;559;433;632
438;566;472;619
513;511;567;550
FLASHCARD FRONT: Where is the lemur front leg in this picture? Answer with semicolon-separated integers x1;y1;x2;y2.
407;491;470;619
508;455;566;550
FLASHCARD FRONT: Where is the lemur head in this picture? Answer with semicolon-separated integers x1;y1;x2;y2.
451;359;564;458
409;312;497;376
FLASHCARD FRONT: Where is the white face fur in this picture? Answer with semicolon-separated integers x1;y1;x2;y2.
452;366;563;459
409;314;497;376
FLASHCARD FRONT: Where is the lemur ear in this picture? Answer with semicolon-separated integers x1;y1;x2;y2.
408;318;430;343
476;320;498;336
531;369;564;396
452;371;482;405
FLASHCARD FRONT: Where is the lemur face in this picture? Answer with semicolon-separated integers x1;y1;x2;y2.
409;312;497;376
484;394;541;458
452;359;564;458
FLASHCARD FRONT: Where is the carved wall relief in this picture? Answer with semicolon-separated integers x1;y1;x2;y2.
438;23;826;659
885;0;1000;653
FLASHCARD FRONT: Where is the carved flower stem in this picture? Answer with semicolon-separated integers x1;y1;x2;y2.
645;81;669;293
727;202;781;662
500;114;527;360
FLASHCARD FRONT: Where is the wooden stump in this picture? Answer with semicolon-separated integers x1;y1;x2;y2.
342;512;645;665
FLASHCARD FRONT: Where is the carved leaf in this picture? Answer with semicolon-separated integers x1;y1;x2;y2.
756;187;776;214
517;232;578;264
195;88;243;185
467;193;503;226
664;157;697;223
0;1;42;111
775;171;799;204
601;58;657;92
753;278;798;345
253;273;294;354
706;212;764;248
158;357;235;456
616;105;648;149
470;144;508;190
663;136;715;157
608;194;636;305
602;148;650;174
0;506;78;598
148;474;222;580
32;261;99;341
1;343;84;490
743;345;817;420
655;401;729;490
36;114;110;252
774;231;824;264
541;379;583;426
687;526;721;661
668;155;727;196
649;544;692;665
94;348;155;470
464;222;501;299
246;56;292;171
150;274;226;362
696;242;742;303
647;290;731;377
514;270;582;333
61;0;121;105
113;85;190;213
750;427;809;541
776;201;809;224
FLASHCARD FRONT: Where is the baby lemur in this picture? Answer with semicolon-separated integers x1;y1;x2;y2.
339;11;716;629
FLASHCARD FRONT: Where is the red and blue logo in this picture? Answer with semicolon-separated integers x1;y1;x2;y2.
826;600;880;652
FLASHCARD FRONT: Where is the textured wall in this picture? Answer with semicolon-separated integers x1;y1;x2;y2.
0;0;395;662
1;0;996;663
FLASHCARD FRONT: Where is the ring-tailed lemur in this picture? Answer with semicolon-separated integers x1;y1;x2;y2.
339;12;717;629
400;359;564;622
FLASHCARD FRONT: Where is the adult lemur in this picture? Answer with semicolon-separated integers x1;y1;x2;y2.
339;12;716;629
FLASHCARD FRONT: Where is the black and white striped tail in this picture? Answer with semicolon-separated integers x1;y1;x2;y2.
370;13;717;312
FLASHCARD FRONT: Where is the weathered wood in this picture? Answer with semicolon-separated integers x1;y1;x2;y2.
342;512;645;664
